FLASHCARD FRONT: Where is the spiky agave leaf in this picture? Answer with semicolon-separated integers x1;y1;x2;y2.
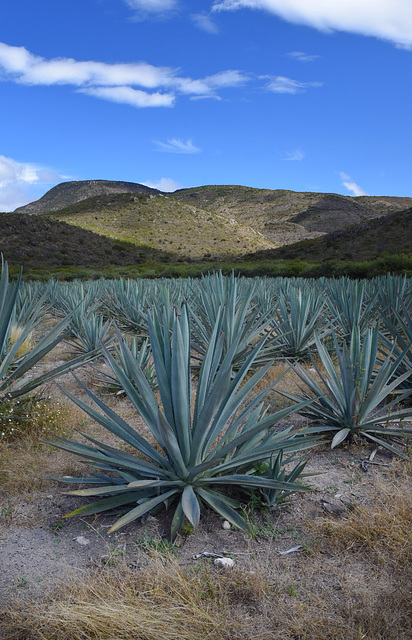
270;286;328;359
189;271;276;370
0;257;96;401
50;303;320;539
278;325;412;456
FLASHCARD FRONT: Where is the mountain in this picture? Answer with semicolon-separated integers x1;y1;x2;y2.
14;180;160;215
245;207;412;263
0;212;174;270
3;180;411;276
44;191;275;259
172;185;412;243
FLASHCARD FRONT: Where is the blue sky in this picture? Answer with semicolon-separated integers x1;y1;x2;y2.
0;0;411;211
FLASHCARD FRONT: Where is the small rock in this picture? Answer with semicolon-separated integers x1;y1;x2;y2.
222;520;231;530
73;536;90;546
214;557;235;568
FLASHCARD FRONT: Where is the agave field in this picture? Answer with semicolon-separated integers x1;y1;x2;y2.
1;261;412;639
2;263;412;531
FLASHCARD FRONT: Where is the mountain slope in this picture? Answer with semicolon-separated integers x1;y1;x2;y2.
0;212;174;269
172;185;412;242
48;192;275;259
245;208;412;263
14;180;160;215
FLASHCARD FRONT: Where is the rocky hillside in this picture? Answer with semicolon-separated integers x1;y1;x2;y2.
14;180;160;215
4;181;411;273
46;192;274;259
245;207;412;263
172;185;412;241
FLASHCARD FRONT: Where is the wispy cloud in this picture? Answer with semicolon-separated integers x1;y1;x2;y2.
153;138;201;153
263;75;322;94
0;154;66;211
282;149;305;161
286;51;319;62
339;171;368;196
124;0;178;15
0;42;249;108
80;86;175;108
191;13;220;34
141;177;182;192
212;0;412;50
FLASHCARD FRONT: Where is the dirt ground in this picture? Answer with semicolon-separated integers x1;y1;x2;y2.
0;428;399;600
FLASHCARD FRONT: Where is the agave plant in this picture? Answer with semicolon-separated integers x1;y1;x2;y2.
378;297;412;401
270;286;328;359
325;278;377;339
374;274;412;326
49;305;319;539
258;451;310;509
0;258;92;402
93;332;156;395
279;325;412;456
66;312;114;357
189;271;275;369
103;278;150;333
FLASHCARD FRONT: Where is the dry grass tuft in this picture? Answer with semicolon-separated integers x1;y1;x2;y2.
0;394;72;444
9;323;34;357
0;393;87;505
0;556;273;640
2;546;411;640
316;457;412;566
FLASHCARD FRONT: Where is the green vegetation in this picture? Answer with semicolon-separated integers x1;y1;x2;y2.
279;326;412;456
0;257;91;403
48;305;317;539
1;268;412;640
49;191;272;259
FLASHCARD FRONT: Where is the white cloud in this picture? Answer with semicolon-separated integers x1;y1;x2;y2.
79;86;175;107
141;177;182;192
191;13;220;34
153;138;201;153
205;69;247;88
263;75;322;93
339;172;368;196
0;42;249;107
286;51;319;62
282;149;305;161
0;154;65;211
212;0;412;49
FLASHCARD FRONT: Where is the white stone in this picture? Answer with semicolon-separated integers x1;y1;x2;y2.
214;557;235;568
74;536;90;546
222;520;231;530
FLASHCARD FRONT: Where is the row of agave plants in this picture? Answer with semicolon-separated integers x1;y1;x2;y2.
2;260;412;538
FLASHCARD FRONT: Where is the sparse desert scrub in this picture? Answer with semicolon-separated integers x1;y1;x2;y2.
0;391;87;505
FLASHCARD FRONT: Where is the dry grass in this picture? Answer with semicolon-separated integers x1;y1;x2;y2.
0;389;87;505
316;458;412;566
1;541;411;640
0;556;272;640
9;323;34;357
